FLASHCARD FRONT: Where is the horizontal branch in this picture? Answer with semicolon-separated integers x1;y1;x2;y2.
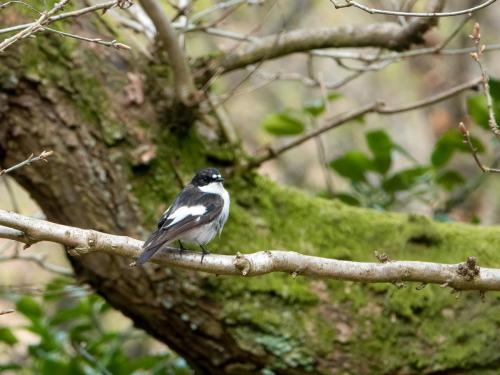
212;0;443;73
332;0;496;18
249;76;482;167
0;209;499;291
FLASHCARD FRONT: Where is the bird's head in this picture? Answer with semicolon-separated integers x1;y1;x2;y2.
191;168;224;187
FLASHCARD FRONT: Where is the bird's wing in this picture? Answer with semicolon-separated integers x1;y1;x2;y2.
137;186;224;265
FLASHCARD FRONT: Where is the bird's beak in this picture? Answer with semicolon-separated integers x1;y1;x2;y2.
217;175;224;182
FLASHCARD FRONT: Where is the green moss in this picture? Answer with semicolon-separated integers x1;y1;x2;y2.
17;20;499;373
132;157;500;373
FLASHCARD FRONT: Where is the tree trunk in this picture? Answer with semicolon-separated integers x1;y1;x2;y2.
1;22;500;375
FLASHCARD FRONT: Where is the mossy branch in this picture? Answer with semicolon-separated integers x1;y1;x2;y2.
0;209;498;291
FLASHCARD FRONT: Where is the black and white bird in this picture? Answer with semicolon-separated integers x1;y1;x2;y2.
136;168;230;265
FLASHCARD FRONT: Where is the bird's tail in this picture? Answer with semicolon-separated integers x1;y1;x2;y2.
136;230;164;265
136;244;162;265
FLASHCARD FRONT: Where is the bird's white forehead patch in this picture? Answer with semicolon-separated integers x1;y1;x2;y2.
212;174;221;179
166;205;206;227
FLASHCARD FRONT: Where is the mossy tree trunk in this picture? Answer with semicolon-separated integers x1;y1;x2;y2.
1;19;500;375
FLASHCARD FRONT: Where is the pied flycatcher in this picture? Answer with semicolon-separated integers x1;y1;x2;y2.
136;168;230;265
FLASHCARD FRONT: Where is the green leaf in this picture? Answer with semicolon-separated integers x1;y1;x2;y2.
366;130;392;155
435;170;465;191
327;92;342;101
371;155;391;175
366;130;393;174
0;364;23;371
382;167;430;193
329;151;372;182
262;112;305;136
431;130;484;167
467;96;490;130
488;77;500;100
16;296;43;321
467;94;500;130
0;327;18;345
334;193;360;206
303;99;325;117
353;115;365;124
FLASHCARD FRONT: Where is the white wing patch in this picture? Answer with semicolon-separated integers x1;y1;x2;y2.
166;205;206;227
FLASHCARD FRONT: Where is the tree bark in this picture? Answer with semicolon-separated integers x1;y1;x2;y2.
1;14;500;375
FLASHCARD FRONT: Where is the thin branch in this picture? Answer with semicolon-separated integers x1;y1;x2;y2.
469;22;500;138
0;150;53;176
73;343;113;375
191;0;265;23
0;309;14;316
3;177;20;212
139;0;197;104
309;42;500;62
459;122;500;173
249;76;482;167
44;27;131;50
0;252;74;276
0;0;42;14
377;76;482;114
331;0;496;17
213;0;443;73
0;0;70;52
0;209;499;291
0;0;120;35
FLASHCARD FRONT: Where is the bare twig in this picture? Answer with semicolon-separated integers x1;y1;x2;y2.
0;0;41;14
0;0;120;35
459;122;500;173
0;252;73;276
311;42;500;62
3;177;20;213
469;22;500;137
0;309;14;316
0;209;499;290
139;0;197;104
330;0;496;17
249;77;482;167
44;27;131;50
0;150;53;176
314;74;335;195
73;343;113;375
377;77;482;114
191;0;265;23
0;0;70;52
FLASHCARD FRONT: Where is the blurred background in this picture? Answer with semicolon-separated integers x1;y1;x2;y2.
1;0;500;373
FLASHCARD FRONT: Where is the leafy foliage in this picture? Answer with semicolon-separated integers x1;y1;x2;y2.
431;129;484;167
0;278;192;375
262;93;342;136
325;123;490;211
262;111;305;136
467;78;500;130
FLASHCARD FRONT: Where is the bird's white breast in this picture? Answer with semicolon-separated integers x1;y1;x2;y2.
199;182;230;234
